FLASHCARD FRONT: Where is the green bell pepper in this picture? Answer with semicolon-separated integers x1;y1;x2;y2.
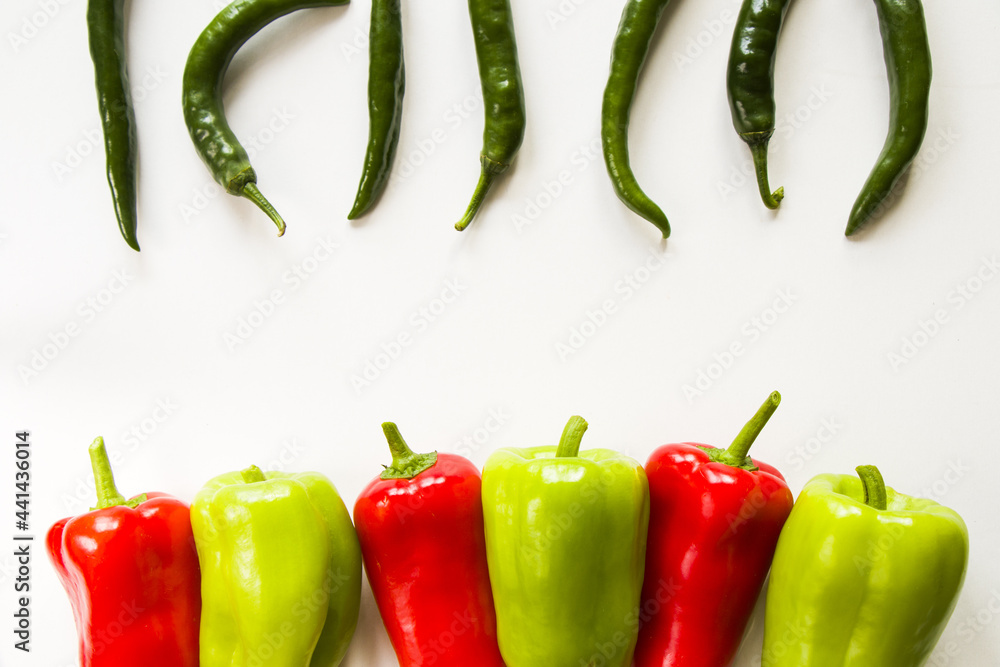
482;416;650;667
763;465;968;667
191;465;362;667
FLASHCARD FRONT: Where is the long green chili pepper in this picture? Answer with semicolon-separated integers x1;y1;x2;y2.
348;0;404;220
454;0;526;232
601;0;671;239
726;0;792;210
182;0;348;236
88;0;140;251
846;0;931;236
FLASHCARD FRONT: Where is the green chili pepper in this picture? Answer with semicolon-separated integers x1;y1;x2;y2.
88;0;140;251
348;0;404;220
726;0;792;210
601;0;671;239
182;0;348;237
846;0;931;236
454;0;526;232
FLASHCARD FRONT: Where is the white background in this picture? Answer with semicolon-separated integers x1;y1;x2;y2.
2;0;999;664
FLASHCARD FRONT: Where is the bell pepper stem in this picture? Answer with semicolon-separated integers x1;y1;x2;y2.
723;391;781;467
380;422;438;480
856;465;888;510
555;416;589;458
89;437;145;510
241;465;267;484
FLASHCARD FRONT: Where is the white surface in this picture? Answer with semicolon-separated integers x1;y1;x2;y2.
2;0;999;664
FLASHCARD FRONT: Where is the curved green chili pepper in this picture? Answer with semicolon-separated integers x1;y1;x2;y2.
726;0;792;210
846;0;931;236
88;0;139;251
601;0;671;239
454;0;526;232
182;0;348;236
348;0;404;220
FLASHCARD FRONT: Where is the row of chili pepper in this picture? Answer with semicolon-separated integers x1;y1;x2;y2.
89;0;928;249
604;0;932;238
49;393;968;667
88;0;522;249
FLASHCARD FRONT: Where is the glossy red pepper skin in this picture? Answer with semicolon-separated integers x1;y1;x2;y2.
635;443;793;667
354;449;505;667
47;492;201;667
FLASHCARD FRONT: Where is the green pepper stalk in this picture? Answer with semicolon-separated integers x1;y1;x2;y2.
89;436;146;509
696;390;781;471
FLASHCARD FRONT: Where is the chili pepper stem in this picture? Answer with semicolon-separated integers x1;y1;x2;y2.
717;391;781;469
748;141;783;209
241;465;267;484
89;436;145;510
241;183;286;237
856;465;888;510
380;423;438;479
455;162;500;231
555;416;589;458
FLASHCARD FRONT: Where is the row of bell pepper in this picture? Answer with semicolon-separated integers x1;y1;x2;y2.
47;393;969;667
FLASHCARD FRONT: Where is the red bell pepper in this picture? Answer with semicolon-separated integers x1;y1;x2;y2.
634;392;794;667
46;437;201;667
353;423;505;667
